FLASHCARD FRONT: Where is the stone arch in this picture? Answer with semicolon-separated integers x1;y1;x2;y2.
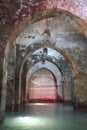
1;7;87;121
16;45;75;109
19;44;75;77
19;51;74;108
5;8;87;51
26;63;62;103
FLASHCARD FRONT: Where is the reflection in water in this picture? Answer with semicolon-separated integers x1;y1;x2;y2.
1;103;87;130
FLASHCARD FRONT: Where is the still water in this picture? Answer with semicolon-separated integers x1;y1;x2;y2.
0;103;87;130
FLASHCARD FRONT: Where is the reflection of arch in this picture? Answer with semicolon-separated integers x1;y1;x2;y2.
26;61;62;103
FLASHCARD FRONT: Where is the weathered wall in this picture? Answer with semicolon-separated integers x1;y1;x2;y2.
15;15;87;108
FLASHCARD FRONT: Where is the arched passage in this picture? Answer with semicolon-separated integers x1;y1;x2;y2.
19;49;74;108
27;68;59;103
26;62;62;103
1;7;87;122
5;44;75;113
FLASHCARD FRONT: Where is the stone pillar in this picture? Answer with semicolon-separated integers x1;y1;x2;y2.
21;63;27;106
5;45;16;111
74;75;87;111
0;44;17;119
62;77;65;103
0;51;8;123
14;44;20;111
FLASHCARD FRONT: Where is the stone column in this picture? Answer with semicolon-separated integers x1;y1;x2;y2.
14;44;21;111
74;75;87;111
0;43;17;123
0;51;8;122
5;44;16;111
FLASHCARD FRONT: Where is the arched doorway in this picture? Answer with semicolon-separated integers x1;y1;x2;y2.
20;47;74;106
27;68;59;103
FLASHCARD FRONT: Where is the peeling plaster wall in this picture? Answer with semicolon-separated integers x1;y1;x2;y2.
16;16;83;47
16;16;87;75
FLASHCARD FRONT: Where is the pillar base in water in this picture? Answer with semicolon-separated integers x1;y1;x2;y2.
0;113;5;124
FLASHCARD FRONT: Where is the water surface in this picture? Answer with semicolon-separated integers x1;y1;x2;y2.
0;103;87;130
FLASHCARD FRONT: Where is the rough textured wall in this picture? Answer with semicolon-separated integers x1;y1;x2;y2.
1;0;87;25
28;69;58;102
16;16;87;75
